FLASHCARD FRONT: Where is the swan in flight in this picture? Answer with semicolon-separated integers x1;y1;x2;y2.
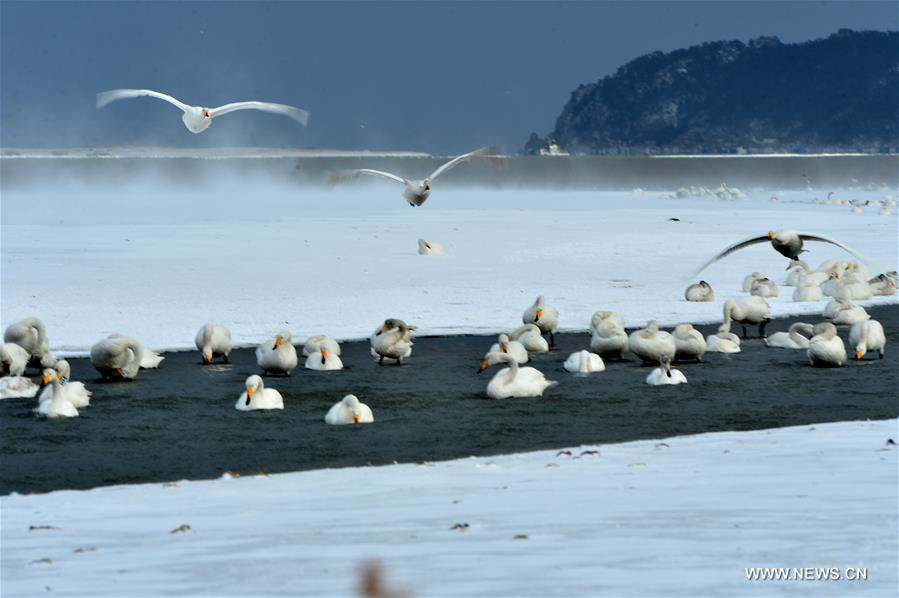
327;146;499;207
807;322;846;367
96;89;309;134
35;368;79;418
305;341;344;371
417;239;444;256
0;376;39;399
488;333;528;364
563;350;605;374
3;317;55;368
0;343;29;377
236;375;284;411
646;355;687;386
693;230;868;275
628;320;676;364
256;331;298;375
90;335;144;379
107;334;164;368
478;351;557;399
673;324;706;362
39;359;91;408
684;280;714;302
522;295;560;347
325;394;374;425
765;323;815;349
195;324;232;364
850;319;885;360
590;320;628;360
721;296;770;338
509;324;549;353
371;319;415;365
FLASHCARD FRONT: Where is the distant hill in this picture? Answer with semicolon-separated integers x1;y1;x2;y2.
525;30;899;155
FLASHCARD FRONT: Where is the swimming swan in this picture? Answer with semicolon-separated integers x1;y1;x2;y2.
849;319;886;360
478;351;557;399
256;331;298;375
3;317;55;368
590;320;628;359
522;295;560;347
673;324;706;362
488;333;528;364
765;323;814;349
325;394;374;425
509;324;549;353
0;343;29;376
628;320;676;364
195;324;232;364
684;281;714;302
236;375;284;411
807;323;846;367
371;319;415;365
721;296;770;338
646;355;687;385
563;350;605;373
39;359;91;408
90;335;144;379
35;368;79;418
305;341;344;371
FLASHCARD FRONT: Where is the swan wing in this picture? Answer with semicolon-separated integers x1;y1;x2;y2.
691;235;771;276
208;101;309;126
428;146;500;181
96;89;190;112
797;233;871;265
327;169;407;187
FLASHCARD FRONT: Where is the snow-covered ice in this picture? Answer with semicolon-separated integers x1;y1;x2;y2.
2;419;895;596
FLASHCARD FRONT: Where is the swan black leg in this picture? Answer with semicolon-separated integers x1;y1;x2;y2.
378;355;384;366
741;324;748;339
759;319;769;338
223;355;230;364
549;331;555;348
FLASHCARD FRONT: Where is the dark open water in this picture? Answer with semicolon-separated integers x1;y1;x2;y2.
1;306;896;495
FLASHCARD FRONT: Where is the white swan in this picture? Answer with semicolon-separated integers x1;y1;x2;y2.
646;355;687;386
195;324;232;364
590;320;628;360
791;260;829;286
324;394;374;425
235;375;284;411
39;359;91;408
509;324;549;353
824;299;870;326
792;282;823;302
628;320;677;364
3;317;55;367
256;331;298;375
684;281;714;302
0;376;39;399
784;261;806;286
305;341;344;371
673;324;706;362
849;319;886;360
417;239;444;256
327;146;498;207
590;310;625;330
0;342;29;376
90;335;144;379
869;273;897;296
488;334;528;364
765;323;814;349
35;368;79;418
96;89;309;134
820;273;844;298
721;296;770;338
807;322;846;367
705;329;742;353
371;319;415;365
563;350;605;373
478;351;557;399
742;272;765;292
835;282;873;301
522;295;560;347
107;334;164;369
750;277;779;298
302;335;341;357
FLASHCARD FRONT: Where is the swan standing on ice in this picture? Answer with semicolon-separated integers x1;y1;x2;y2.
509;324;549;353
563;350;605;373
236;375;284;411
0;343;30;376
646;356;687;386
417;239;444;256
256;331;298;375
706;327;742;353
327;146;498;207
3;317;55;368
325;394;374;425
673;324;706;362
478;351;557;399
305;341;344;371
721;296;770;338
90;335;144;379
522;295;560;347
39;360;91;408
684;281;714;302
750;277;779;298
807;323;846;367
0;376;39;399
590;320;628;360
195;324;232;364
850;320;886;360
628;320;676;364
35;368;79;418
303;335;341;357
371;319;415;365
96;89;309;134
107;334;164;369
765;323;815;349
488;333;528;364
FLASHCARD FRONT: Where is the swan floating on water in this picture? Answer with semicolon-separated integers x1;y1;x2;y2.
96;89;309;134
488;333;528;364
303;335;341;357
765;323;814;349
371;319;415;365
563;350;605;373
478;351;557;399
195;324;232;364
721;296;770;338
417;239;444;256
673;324;706;362
522;295;559;347
325;394;374;425
35;368;79;418
807;322;846;367
0;343;29;377
3;317;55;368
684;281;714;302
90;335;144;379
39;360;91;408
628;320;676;364
509;324;549;353
850;319;885;360
256;331;298;375
646;356;687;386
236;375;284;411
305;341;344;371
0;376;39;399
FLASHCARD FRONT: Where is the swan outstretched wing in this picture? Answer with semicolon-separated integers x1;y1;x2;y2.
797;233;870;264
208;101;309;126
326;169;408;187
428;146;501;181
96;89;190;112
691;235;770;276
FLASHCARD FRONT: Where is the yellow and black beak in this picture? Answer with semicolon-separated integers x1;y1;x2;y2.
202;108;210;117
534;309;542;322
273;338;282;350
353;413;361;423
203;354;212;364
501;343;509;353
856;351;863;360
321;349;328;365
42;374;51;384
767;231;777;240
477;357;489;373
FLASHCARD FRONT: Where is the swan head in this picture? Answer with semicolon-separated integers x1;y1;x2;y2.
342;395;362;422
658;355;673;378
181;107;213;133
272;331;292;350
417;238;432;253
378;319;409;336
244;375;263;404
202;352;212;363
319;344;329;365
767;231;777;240
41;368;57;385
55;359;71;384
497;333;512;353
423;179;431;192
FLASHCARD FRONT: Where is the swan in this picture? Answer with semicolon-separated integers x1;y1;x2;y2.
824;299;869;326
96;89;309;134
35;368;79;418
646;355;687;386
784;261;806;286
488;334;528;364
721;296;770;338
765;323;814;349
478;351;557;399
841;263;870;284
835;282;873;301
305;341;344;371
693;230;869;275
235;375;284;411
850;319;886;360
371;319;415;365
742;272;765;292
820;272;844;297
673;324;706;362
0;376;39;399
590;310;625;330
324;394;374;425
509;324;549;353
195;324;232;364
417;239;444;256
563;350;605;373
3;317;55;368
869;273;897;296
107;334;164;368
792;282;823;302
706;328;741;353
327;146;498;207
90;335;144;379
750;278;779;298
684;280;714;302
302;335;341;357
628;321;677;364
590;320;628;360
807;322;846;367
256;331;298;375
522;295;560;347
0;342;29;376
39;359;91;408
789;260;829;286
